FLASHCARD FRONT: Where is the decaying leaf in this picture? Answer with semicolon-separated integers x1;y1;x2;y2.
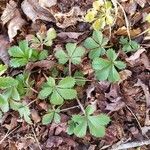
126;48;146;64
1;0;25;41
0;35;10;64
21;0;55;22
54;7;85;28
135;0;146;8
115;26;141;37
119;69;132;83
58;32;84;39
39;0;57;9
25;60;55;71
141;53;150;71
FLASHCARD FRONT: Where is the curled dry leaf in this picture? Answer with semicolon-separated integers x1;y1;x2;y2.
25;60;55;71
0;35;10;64
119;69;132;83
58;32;84;39
1;0;25;41
31;109;41;123
21;0;55;22
39;0;57;9
54;7;85;28
141;53;150;71
126;48;146;64
115;26;141;37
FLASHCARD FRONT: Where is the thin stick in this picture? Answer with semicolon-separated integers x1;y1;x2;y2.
76;98;86;115
31;126;42;150
26;98;38;107
111;139;150;150
69;59;72;76
0;126;20;144
60;105;79;112
115;0;131;40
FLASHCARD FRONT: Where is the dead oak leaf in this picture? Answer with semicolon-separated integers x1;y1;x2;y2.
21;0;55;22
39;0;57;9
1;0;25;41
54;7;85;28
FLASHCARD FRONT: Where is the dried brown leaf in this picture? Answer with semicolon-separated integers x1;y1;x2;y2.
141;53;150;71
58;32;84;39
39;0;57;9
135;0;146;8
31;109;41;123
126;48;146;64
1;0;25;41
21;0;55;22
25;60;55;71
0;35;9;64
54;7;85;28
119;69;132;83
115;26;141;37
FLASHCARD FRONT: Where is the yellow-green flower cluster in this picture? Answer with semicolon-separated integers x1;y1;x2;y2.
85;0;114;30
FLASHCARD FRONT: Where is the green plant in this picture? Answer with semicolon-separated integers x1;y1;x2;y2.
119;37;140;53
55;43;85;65
30;27;57;48
8;40;33;68
74;71;86;86
42;108;60;125
0;64;7;76
38;77;77;105
8;40;48;68
92;49;126;82
84;30;108;59
85;0;114;30
67;105;110;137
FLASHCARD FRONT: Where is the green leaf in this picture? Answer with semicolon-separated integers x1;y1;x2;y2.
92;49;126;82
11;87;20;101
58;77;75;88
55;43;85;65
74;71;86;86
54;113;61;124
85;105;96;115
42;112;54;124
50;89;64;105
0;94;6;105
0;64;7;76
0;77;18;89
39;77;77;105
84;31;108;59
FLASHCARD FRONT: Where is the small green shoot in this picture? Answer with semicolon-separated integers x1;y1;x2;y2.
92;49;126;82
55;43;85;65
119;37;140;53
67;105;110;137
42;108;60;125
84;30;108;59
38;77;77;105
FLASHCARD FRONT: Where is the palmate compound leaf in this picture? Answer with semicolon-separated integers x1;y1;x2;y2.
68;105;110;138
84;31;108;59
0;77;18;89
38;76;77;105
92;49;126;82
55;43;85;65
42;108;61;125
8;40;33;68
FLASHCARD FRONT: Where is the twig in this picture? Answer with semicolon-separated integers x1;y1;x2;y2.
76;98;86;114
60;105;80;112
69;59;72;76
26;98;38;107
114;0;131;40
111;139;150;150
31;126;42;150
0;126;20;144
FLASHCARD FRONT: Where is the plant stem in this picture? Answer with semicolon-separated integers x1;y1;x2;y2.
69;59;72;76
60;105;80;112
76;98;86;115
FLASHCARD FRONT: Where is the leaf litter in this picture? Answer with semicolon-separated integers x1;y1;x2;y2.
0;0;150;149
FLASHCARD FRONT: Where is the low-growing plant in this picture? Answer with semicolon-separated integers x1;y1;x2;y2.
85;0;114;30
119;37;140;53
92;49;126;82
67;105;110;137
84;30;108;59
8;40;48;68
30;27;57;48
42;107;61;125
38;76;77;105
